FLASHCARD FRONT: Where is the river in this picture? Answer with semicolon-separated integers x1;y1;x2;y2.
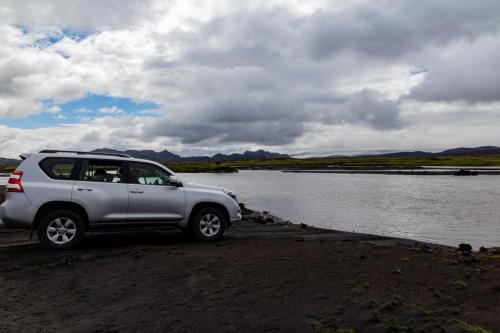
179;171;500;248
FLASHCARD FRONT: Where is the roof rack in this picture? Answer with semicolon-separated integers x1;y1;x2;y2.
39;150;132;158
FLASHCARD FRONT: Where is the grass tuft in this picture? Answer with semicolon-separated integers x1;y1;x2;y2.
457;320;492;333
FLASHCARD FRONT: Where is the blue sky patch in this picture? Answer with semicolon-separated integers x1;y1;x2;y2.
409;68;429;76
36;29;94;48
16;24;94;49
0;94;159;129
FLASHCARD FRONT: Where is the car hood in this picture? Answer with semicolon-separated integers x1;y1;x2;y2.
182;182;226;192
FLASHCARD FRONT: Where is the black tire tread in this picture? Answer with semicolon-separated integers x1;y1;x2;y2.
190;207;226;242
38;209;85;250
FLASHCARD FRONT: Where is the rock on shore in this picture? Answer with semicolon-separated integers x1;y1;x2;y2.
239;203;290;225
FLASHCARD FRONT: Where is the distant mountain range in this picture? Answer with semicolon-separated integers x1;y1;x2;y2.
2;146;500;165
93;148;182;161
372;146;500;158
91;148;289;162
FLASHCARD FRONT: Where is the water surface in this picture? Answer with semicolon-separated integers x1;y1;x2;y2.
179;171;500;247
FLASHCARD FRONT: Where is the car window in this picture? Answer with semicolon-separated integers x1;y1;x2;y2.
81;159;124;183
128;162;171;186
39;158;77;180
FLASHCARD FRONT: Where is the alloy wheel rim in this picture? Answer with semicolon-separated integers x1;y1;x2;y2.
199;214;221;237
47;217;77;245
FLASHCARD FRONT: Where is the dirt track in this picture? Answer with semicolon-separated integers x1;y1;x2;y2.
1;216;500;333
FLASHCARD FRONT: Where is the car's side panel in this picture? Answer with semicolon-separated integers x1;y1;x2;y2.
127;184;186;221
72;181;129;223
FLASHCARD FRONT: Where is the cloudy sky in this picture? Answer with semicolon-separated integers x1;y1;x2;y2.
1;0;500;158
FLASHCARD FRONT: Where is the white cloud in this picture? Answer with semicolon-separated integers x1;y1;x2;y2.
409;36;500;103
98;106;124;114
0;115;179;158
0;0;162;30
0;0;500;156
75;107;92;113
0;25;86;118
46;105;62;113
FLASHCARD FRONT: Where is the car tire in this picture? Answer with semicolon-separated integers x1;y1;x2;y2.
191;207;226;242
38;210;86;250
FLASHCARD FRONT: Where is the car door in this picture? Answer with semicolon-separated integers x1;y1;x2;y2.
126;162;186;222
72;159;129;223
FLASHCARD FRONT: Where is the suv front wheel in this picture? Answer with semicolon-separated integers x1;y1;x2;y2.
38;210;85;249
191;207;226;241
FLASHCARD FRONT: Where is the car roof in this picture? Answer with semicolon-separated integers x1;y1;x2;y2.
35;152;129;160
39;149;131;158
26;151;176;174
33;151;156;164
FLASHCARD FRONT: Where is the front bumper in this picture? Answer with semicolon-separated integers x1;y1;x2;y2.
231;210;242;222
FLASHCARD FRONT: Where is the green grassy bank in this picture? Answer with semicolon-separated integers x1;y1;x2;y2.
164;154;500;173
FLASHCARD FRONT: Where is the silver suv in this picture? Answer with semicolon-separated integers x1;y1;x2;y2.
0;150;241;249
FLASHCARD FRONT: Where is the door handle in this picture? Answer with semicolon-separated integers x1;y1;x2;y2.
77;188;93;191
130;189;144;193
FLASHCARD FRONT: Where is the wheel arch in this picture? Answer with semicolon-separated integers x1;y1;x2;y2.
188;202;230;228
33;201;89;231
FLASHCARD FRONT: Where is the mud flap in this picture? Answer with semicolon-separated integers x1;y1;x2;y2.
29;223;35;239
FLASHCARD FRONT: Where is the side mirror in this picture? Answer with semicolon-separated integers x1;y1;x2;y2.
169;177;183;187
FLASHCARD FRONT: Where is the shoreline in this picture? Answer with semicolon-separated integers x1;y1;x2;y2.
282;169;500;176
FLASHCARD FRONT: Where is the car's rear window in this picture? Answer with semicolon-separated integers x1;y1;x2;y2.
39;158;77;180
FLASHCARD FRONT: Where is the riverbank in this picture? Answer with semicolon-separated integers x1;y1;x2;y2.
283;169;500;176
167;154;500;172
0;207;499;332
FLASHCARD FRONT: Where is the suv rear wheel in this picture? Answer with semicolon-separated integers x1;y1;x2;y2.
38;210;85;249
191;207;226;241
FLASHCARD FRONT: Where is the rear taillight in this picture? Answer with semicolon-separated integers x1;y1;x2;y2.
7;171;24;193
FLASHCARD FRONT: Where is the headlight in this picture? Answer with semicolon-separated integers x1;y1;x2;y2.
223;189;238;202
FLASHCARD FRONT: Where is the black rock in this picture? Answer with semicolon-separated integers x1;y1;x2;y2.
238;203;252;215
419;244;430;252
265;217;274;223
458;243;472;253
255;216;267;224
263;210;270;215
479;246;488;253
454;169;478;176
299;223;308;229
